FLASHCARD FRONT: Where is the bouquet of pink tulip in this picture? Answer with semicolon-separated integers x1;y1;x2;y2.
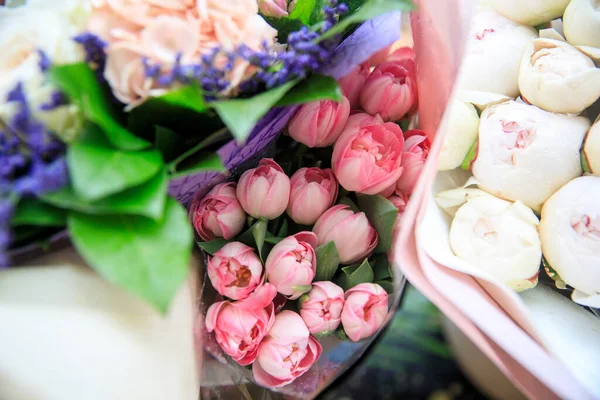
191;45;426;392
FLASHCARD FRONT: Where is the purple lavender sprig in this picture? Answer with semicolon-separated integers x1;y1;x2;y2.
0;83;69;267
74;33;108;81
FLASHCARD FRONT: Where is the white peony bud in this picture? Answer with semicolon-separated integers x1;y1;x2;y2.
472;100;589;213
518;38;600;114
438;99;480;171
443;188;541;290
539;176;600;308
490;0;570;26
563;0;600;48
583;117;600;175
456;11;538;98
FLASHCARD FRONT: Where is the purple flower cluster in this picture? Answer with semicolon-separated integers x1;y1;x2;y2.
74;32;108;80
0;83;69;266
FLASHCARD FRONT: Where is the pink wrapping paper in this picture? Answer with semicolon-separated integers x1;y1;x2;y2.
395;1;596;399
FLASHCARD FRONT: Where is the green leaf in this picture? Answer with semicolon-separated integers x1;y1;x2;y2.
356;194;398;253
197;238;230;255
461;140;478;170
12;198;67;227
49;63;149;151
237;219;269;260
68;197;193;313
337;196;360;213
276;75;342;107
375;280;394;294
168;127;229;176
170;152;225;178
265;236;285;245
67;139;163;201
154;126;183;162
289;0;317;24
581;148;592;174
212;80;297;142
315;241;341;281
42;169;168;221
264;17;305;44
277;219;289;237
319;0;415;41
154;84;206;113
336;258;374;291
372;253;393;281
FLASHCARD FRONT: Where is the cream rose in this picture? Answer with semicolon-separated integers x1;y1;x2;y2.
438;98;480;171
518;38;600;114
0;0;87;141
563;0;600;48
490;0;570;26
472;100;589;213
441;188;541;290
583;117;600;175
456;11;537;98
540;176;600;308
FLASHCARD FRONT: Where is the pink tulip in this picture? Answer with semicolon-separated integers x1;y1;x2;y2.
312;205;378;264
288;97;351;147
205;284;277;366
395;130;430;196
343;112;384;132
207;242;264;300
236;158;290;220
387;47;416;63
332;121;405;195
258;0;289;17
265;232;318;299
192;182;246;241
360;61;418;122
287;168;339;225
253;311;323;388
388;193;408;213
341;283;389;342
367;45;392;67
338;62;370;109
299;281;345;334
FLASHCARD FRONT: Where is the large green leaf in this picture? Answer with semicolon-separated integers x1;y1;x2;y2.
68;197;193;313
212;81;297;142
315;241;340;281
289;0;317;24
356;194;398;253
154;126;183;162
168;127;229;177
42;169;168;221
49;63;149;151
336;258;374;290
197;238;230;255
67;139;163;201
11;198;67;227
276;75;342;106
319;0;415;41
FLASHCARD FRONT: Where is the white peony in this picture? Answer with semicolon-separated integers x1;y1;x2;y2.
441;188;541;290
539;176;600;308
490;0;570;26
472;100;589;213
583;117;600;175
563;0;600;48
438;98;480;171
456;11;538;98
0;0;88;140
518;38;600;114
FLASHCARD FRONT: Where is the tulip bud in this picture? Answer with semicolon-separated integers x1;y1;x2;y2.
191;182;246;241
288;97;350;148
338;63;371;109
540;176;600;308
207;242;264;301
443;189;542;290
343;112;384;132
457;11;537;97
341;283;389;342
312;205;378;264
205;284;277;366
387;47;415;64
287;168;338;225
518;38;600;114
563;0;600;48
472;100;589;213
265;232;318;299
332;120;404;195
583;118;600;175
438;98;480;171
360;61;417;122
236;158;290;220
395;130;430;196
490;0;570;26
299;281;345;334
253;311;322;388
258;0;289;18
